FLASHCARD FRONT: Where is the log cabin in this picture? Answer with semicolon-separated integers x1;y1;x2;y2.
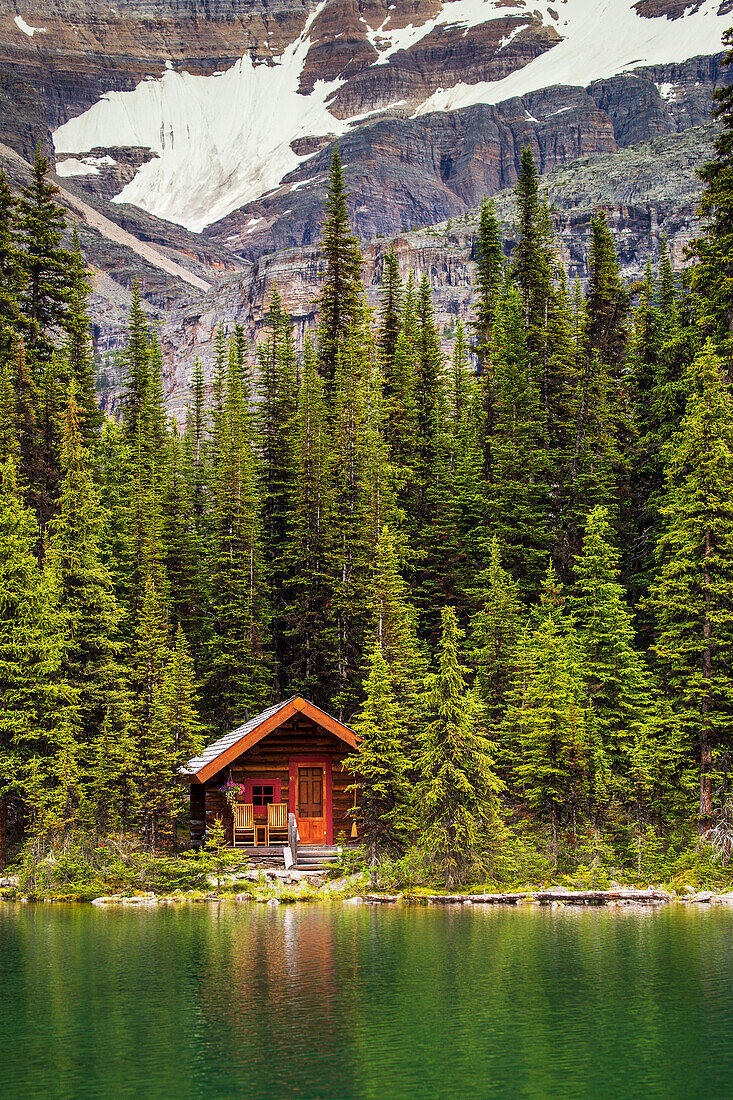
180;696;359;851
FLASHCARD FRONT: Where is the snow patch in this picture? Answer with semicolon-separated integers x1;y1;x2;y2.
14;15;46;36
363;0;545;66
52;0;347;232
413;0;728;116
56;154;117;177
656;81;677;99
56;158;100;177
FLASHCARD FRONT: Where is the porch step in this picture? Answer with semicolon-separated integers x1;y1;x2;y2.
295;845;341;870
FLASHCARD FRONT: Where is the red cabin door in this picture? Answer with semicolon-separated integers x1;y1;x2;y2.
296;765;327;844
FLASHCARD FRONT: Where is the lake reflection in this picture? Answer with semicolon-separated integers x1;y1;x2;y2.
2;902;732;1099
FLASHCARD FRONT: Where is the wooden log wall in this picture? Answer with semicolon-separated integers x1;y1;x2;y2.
201;716;355;845
189;783;206;848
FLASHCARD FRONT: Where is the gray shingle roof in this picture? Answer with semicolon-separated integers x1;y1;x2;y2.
180;697;300;776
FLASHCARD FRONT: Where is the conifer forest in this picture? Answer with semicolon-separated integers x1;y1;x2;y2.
5;39;733;893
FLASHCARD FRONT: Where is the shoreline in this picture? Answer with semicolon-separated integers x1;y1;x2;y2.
3;882;733;908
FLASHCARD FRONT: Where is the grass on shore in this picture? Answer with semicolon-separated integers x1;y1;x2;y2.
1;825;732;902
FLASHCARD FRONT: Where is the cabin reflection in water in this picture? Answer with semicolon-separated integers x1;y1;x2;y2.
180;697;359;857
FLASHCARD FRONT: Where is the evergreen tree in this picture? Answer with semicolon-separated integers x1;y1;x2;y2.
59;227;103;447
45;387;127;753
129;576;176;849
163;625;206;762
472;196;504;372
207;336;269;727
506;568;590;860
345;642;411;862
371;525;426;734
650;342;733;832
571;506;651;815
317;146;363;393
257;289;299;697
161;428;202;643
16;147;74;365
585;212;629;369
0;458;68;855
569;214;626;542
419;607;502;887
330;318;376;715
487;281;551;593
512;147;557;418
0;170;24;359
121;280;151;443
284;336;335;703
378;244;403;379
470;537;525;727
690;31;733;372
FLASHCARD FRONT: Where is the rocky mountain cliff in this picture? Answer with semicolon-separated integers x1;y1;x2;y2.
3;0;731;249
1;0;729;416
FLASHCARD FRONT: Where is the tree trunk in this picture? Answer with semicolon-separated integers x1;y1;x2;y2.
550;801;559;865
699;723;714;836
0;796;6;870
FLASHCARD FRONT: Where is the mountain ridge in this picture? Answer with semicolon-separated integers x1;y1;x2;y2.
3;0;731;243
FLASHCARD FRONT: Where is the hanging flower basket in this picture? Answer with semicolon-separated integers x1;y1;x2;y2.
219;778;246;811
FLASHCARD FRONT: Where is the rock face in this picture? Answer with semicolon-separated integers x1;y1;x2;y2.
2;0;730;249
1;0;728;418
207;86;618;260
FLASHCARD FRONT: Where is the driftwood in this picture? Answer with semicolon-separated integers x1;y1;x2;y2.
403;888;672;906
532;889;670;905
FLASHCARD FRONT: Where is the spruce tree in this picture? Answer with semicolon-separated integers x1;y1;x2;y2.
690;30;733;372
650;342;733;832
512;147;557;417
257;289;299;697
371;525;426;736
284;336;335;702
207;335;269;727
345;642;411;862
378;244;403;380
163;625;206;762
419;607;502;887
487;281;551;594
470;537;525;727
129;576;176;849
121;280;151;443
0;170;24;359
0;458;67;855
569;214;626;543
161;428;202;643
571;506;651;815
472;196;504;372
59;227;103;448
585;212;629;369
506;568;590;860
317;146;363;394
16;147;74;365
45;386;127;752
330;316;376;715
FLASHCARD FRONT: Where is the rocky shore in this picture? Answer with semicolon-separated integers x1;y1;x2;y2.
2;872;733;908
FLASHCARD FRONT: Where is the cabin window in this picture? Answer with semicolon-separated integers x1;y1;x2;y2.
241;777;282;818
252;784;275;807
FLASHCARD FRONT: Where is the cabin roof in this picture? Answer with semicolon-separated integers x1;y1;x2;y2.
181;696;358;783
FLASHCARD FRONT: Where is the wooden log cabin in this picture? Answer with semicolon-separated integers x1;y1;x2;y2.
180;696;359;850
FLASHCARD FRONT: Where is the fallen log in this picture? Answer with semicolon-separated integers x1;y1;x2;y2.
532;889;671;905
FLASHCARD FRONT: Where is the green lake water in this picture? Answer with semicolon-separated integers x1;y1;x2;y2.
2;902;732;1100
